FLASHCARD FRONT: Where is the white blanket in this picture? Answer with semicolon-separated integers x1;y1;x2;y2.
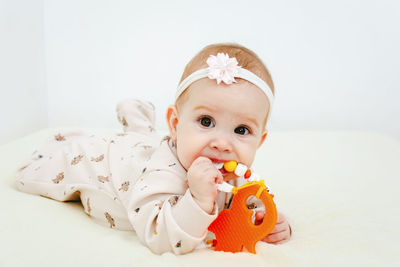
1;128;399;266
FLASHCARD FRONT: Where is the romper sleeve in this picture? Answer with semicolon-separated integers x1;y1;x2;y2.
116;98;156;134
127;140;218;255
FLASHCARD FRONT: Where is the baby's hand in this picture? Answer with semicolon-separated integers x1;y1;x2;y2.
187;157;223;214
255;211;291;244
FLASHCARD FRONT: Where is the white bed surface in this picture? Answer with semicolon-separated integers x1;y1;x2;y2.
1;128;399;266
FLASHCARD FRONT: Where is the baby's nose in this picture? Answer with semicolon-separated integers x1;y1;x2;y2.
210;135;232;153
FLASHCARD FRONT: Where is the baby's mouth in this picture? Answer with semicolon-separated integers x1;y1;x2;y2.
213;162;224;170
212;162;228;176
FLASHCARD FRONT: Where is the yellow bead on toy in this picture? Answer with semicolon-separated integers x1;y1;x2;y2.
224;160;238;172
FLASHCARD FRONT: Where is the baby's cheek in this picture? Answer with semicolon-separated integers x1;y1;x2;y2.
176;147;188;171
177;146;198;172
239;151;256;169
239;156;251;167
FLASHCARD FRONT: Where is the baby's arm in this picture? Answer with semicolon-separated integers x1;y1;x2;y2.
127;150;220;255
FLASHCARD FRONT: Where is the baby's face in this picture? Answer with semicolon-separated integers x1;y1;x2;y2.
168;78;269;181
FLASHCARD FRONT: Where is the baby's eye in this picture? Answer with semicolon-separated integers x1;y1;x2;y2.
199;116;214;128
234;126;250;135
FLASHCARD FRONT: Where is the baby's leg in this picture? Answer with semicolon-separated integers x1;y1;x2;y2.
17;130;82;200
16;130;133;230
116;98;156;135
16;130;111;201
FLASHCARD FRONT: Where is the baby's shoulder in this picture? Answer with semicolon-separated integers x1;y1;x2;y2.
143;136;185;177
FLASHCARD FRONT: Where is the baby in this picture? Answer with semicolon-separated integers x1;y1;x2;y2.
16;43;291;254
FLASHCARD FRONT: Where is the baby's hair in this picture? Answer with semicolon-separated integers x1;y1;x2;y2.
176;43;275;130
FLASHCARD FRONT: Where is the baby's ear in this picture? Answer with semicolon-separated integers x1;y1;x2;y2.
257;130;268;148
166;105;179;141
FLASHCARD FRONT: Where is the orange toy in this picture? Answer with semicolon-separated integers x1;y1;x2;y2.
208;180;277;253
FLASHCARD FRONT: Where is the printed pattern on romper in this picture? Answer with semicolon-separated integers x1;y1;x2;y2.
17;99;164;233
53;132;114;227
52;172;64;184
131;136;181;235
118;181;130;191
105;212;115;228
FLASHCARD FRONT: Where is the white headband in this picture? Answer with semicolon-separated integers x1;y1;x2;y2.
175;53;274;128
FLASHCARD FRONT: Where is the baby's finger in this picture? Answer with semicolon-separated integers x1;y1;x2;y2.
255;211;265;221
276;212;286;224
265;237;290;245
254;211;265;225
269;222;287;234
214;170;223;184
200;163;223;184
263;229;290;244
192;156;212;167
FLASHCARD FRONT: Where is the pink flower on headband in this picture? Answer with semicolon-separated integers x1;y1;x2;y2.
206;53;241;85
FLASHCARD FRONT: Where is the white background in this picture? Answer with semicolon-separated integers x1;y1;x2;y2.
1;0;399;145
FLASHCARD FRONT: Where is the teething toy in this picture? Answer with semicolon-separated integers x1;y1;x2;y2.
223;161;237;172
209;161;277;254
216;160;257;193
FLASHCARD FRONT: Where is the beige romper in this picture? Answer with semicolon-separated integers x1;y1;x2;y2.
16;98;262;255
